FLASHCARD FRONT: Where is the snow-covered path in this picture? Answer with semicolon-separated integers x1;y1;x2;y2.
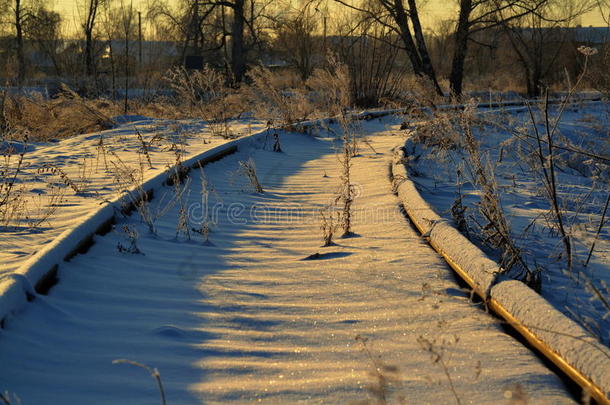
0;125;573;404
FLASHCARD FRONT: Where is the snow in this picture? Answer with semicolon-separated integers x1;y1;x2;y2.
0;117;266;275
400;101;610;344
394;126;610;398
0;140;37;154
393;101;610;399
394;138;610;397
492;280;610;398
392;147;498;297
0;120;574;403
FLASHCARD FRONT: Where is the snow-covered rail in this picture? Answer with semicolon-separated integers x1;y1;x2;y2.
392;146;610;404
0;132;267;327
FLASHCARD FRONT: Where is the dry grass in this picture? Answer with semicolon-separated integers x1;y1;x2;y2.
406;57;610;340
237;158;263;194
165;66;243;139
306;57;359;238
243;66;316;128
2;86;116;142
336;122;356;237
320;205;340;247
0;391;20;405
0;138;28;227
351;335;403;405
407;103;539;290
174;176;192;241
116;224;143;254
460;105;539;290
1;133;66;230
191;166;215;245
586;44;610;97
107;151;156;233
37;163;83;194
0;66;252;145
112;359;166;405
417;334;463;405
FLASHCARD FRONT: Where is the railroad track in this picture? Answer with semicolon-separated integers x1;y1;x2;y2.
0;103;607;403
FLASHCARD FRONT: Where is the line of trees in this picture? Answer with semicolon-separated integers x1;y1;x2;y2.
0;0;606;100
335;0;599;98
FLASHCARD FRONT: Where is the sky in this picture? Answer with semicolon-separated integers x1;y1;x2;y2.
49;0;608;35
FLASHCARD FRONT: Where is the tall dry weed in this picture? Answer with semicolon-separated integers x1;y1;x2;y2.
165;66;243;138
2;86;116;142
243;66;316;127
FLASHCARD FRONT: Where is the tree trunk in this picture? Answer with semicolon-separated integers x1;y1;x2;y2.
49;48;62;77
230;0;246;84
449;0;473;99
406;0;443;96
85;31;94;76
528;66;543;98
84;0;98;79
391;0;424;76
15;0;25;89
388;0;443;97
108;40;116;100
124;27;129;114
526;75;535;98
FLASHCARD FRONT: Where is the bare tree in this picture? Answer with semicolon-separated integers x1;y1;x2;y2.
228;0;246;82
274;1;319;81
148;1;199;64
14;0;25;86
24;6;63;76
333;0;444;96
0;0;33;87
499;0;584;97
100;1;118;98
428;19;455;78
173;0;248;83
586;0;609;95
0;3;9;83
178;1;219;65
119;0;136;113
81;0;105;80
447;0;572;98
330;15;408;106
149;0;275;83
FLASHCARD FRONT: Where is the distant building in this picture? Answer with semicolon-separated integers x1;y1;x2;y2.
571;26;610;45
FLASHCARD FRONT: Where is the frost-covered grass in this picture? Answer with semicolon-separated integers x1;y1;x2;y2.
403;99;610;344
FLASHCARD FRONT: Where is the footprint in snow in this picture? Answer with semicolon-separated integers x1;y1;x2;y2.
152;325;214;342
153;325;187;339
301;251;353;260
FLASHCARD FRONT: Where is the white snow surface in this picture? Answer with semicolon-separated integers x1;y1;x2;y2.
0;118;266;316
402;101;610;343
392;147;498;297
0;120;574;403
394;137;610;399
492;280;610;398
0;117;266;277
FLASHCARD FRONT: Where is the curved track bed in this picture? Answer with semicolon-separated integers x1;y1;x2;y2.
0;127;576;403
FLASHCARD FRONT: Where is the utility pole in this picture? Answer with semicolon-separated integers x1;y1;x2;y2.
323;15;327;55
182;0;203;68
138;11;142;64
222;5;229;74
